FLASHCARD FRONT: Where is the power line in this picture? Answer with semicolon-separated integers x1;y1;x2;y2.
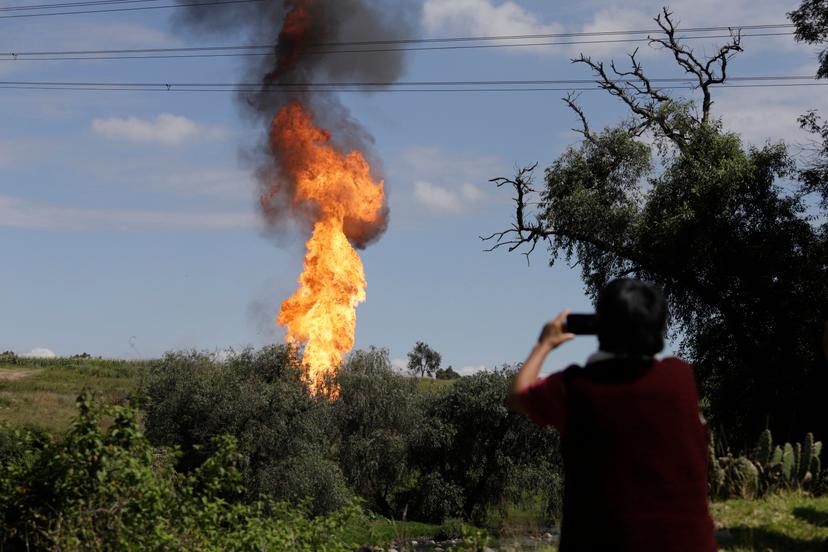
0;0;167;13
0;32;795;61
1;82;826;93
0;0;261;19
0;75;816;88
292;23;795;47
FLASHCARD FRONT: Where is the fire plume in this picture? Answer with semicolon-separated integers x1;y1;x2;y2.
271;102;385;395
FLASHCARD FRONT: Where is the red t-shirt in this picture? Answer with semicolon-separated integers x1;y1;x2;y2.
518;356;716;551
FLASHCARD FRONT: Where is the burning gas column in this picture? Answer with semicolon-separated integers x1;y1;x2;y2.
271;102;385;395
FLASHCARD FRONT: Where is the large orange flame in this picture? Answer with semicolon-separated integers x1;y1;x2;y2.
271;102;385;395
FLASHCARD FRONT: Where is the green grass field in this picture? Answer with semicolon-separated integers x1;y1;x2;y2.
713;493;828;551
0;357;150;432
2;357;828;550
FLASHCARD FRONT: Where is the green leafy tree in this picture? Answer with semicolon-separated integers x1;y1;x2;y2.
484;9;828;445
435;366;462;380
790;0;828;78
790;0;828;205
407;341;442;378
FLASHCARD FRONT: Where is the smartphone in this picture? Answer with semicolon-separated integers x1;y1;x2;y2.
564;313;598;335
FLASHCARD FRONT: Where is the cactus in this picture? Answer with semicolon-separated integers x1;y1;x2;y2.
756;429;773;466
731;457;760;498
800;433;814;482
770;445;783;468
707;441;725;497
794;442;802;484
782;443;795;482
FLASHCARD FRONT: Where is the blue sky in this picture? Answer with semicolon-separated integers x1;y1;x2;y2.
1;0;826;375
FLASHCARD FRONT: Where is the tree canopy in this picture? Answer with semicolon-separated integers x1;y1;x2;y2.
485;9;828;446
407;341;442;378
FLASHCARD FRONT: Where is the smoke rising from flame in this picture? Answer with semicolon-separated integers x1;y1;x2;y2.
173;0;411;394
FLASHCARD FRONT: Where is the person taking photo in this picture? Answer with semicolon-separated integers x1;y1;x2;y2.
506;278;716;551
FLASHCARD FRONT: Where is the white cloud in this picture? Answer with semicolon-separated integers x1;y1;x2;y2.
413;180;488;214
396;146;505;184
393;146;503;215
21;347;56;358
391;357;407;372
571;7;655;58
0;195;257;231
92;114;224;146
422;0;563;54
457;364;487;376
164;169;255;198
714;83;828;145
414;181;463;213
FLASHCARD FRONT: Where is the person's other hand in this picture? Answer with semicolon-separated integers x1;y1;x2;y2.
538;310;576;351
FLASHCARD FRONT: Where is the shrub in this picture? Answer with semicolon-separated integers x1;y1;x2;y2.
142;346;352;514
333;348;421;517
0;394;358;551
407;369;563;524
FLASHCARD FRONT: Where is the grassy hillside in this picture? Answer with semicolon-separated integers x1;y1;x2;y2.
0;357;149;432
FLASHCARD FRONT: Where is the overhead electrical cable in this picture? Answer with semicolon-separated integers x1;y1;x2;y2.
0;0;167;12
0;0;262;19
1;84;827;94
1;82;826;94
0;75;816;88
0;32;795;61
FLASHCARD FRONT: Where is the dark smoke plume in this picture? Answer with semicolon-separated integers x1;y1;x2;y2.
173;0;414;247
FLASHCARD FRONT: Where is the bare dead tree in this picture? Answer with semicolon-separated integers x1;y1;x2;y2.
480;163;546;264
482;7;743;259
648;8;742;124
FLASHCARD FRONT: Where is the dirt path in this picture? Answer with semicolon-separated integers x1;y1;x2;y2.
0;369;40;381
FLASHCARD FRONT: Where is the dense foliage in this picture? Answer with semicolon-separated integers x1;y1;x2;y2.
142;346;563;525
790;0;828;78
407;370;562;524
0;395;357;551
143;346;351;515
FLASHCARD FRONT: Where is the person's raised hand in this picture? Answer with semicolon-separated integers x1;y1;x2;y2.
537;310;576;352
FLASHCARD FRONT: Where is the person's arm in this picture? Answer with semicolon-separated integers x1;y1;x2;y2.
505;310;576;414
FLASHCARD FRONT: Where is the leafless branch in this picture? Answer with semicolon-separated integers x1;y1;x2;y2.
648;7;742;123
480;163;549;264
563;92;597;145
573;51;686;147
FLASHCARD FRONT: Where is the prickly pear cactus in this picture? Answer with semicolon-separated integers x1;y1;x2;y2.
794;442;802;484
756;429;773;466
800;433;814;482
725;456;760;499
770;445;783;468
782;443;795;483
707;442;725;497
